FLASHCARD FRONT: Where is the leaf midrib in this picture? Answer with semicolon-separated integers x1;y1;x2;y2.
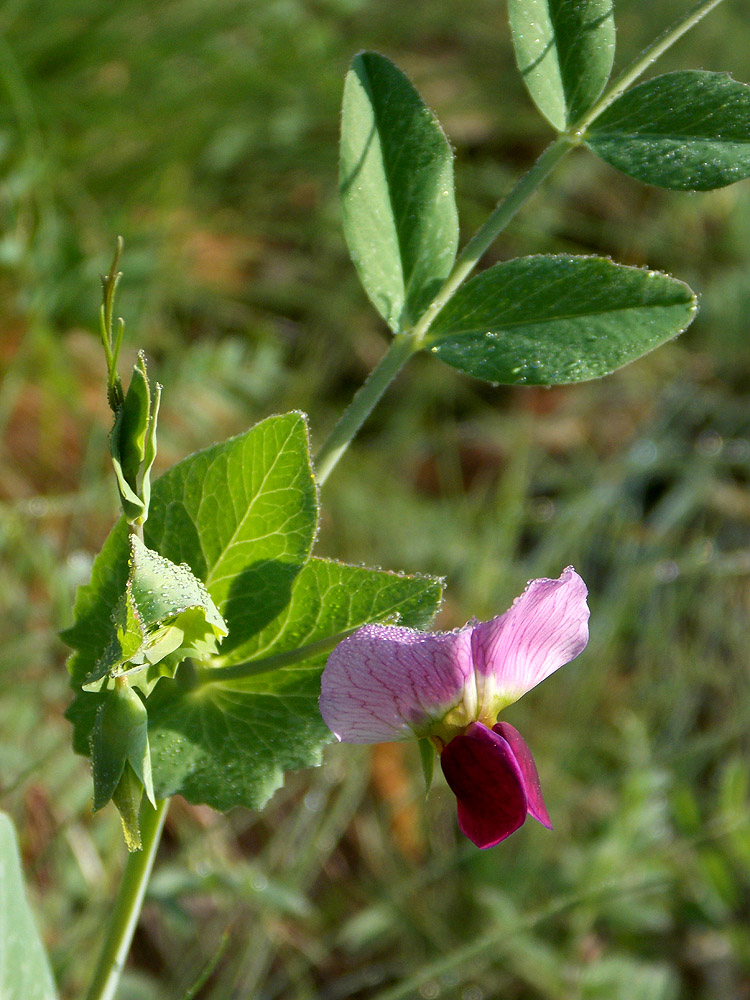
430;293;694;342
204;416;305;589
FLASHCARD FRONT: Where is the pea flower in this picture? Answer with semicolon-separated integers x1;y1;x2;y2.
319;567;589;848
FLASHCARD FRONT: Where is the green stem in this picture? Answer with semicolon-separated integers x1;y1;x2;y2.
412;134;575;344
572;0;729;134
314;329;421;485
85;798;170;1000
314;0;727;484
315;138;573;483
100;237;124;405
195;628;359;685
98;304;114;373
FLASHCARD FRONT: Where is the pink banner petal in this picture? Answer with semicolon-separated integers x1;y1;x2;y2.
471;567;589;708
493;722;552;829
440;722;528;848
320;624;474;743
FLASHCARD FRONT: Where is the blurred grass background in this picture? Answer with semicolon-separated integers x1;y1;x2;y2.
1;0;750;997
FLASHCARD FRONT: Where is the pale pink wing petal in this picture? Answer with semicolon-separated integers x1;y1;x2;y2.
493;722;552;829
471;567;589;708
319;624;474;744
440;722;527;848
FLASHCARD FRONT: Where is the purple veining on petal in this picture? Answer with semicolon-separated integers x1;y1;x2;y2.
440;722;527;849
470;567;589;703
320;623;474;744
493;721;552;829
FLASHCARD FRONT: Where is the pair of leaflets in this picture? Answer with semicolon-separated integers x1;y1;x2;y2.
341;2;750;386
508;0;750;190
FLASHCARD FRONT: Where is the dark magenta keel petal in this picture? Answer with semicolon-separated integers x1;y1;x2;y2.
440;722;527;848
493;722;552;829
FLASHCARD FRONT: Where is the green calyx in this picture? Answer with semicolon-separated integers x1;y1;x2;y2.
91;679;156;851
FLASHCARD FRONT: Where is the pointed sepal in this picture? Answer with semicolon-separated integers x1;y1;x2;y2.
112;764;148;852
418;737;435;794
140;379;161;518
